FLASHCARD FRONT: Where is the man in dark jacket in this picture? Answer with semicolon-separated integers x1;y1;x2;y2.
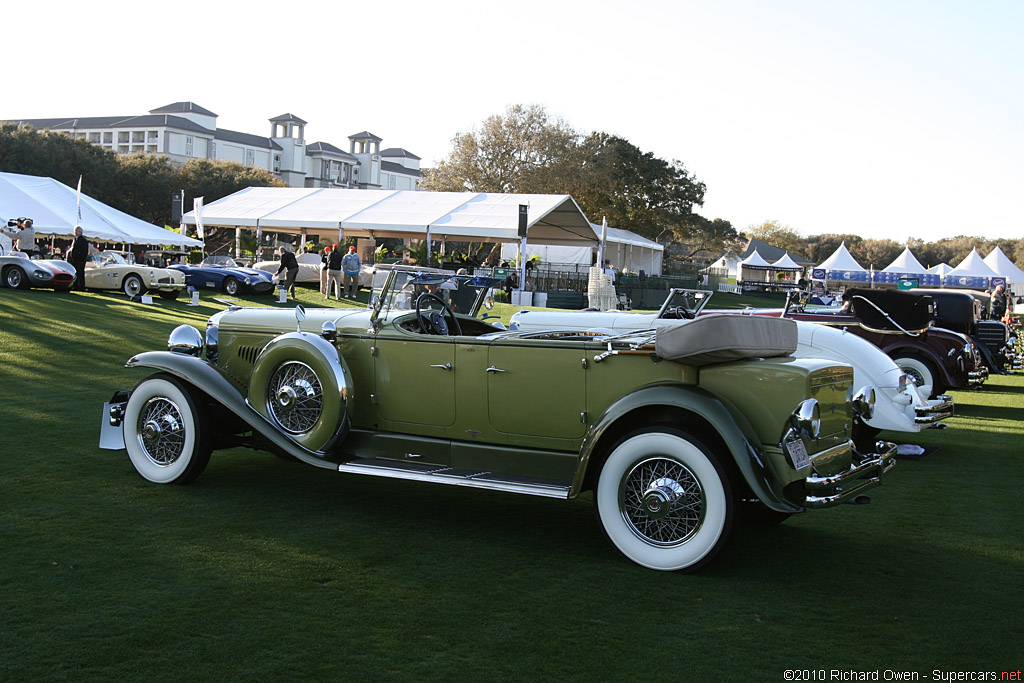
69;225;90;291
276;247;299;298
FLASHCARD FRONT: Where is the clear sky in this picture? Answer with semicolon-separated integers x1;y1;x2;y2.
6;0;1021;242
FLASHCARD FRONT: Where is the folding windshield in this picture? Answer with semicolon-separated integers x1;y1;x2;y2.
657;289;714;319
371;267;504;322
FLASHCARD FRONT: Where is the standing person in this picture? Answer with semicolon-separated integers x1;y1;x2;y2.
319;245;332;296
325;244;343;300
69;225;89;291
18;218;36;257
275;247;299;299
341;245;361;299
991;284;1008;320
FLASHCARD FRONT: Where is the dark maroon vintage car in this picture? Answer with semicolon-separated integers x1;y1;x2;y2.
740;289;987;398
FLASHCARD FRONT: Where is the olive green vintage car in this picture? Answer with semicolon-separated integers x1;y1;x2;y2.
101;265;895;571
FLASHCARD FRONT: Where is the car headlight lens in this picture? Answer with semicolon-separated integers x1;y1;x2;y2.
168;325;204;356
32;270;52;280
789;399;820;439
851;385;876;420
205;324;218;363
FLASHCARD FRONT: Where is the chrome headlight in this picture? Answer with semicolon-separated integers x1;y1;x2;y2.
168;325;204;356
32;270;52;280
851;385;876;420
790;399;821;440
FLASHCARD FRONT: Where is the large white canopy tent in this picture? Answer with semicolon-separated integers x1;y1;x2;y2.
500;224;664;274
0;171;201;247
183;187;598;251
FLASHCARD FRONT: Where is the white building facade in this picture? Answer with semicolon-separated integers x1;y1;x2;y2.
7;102;421;191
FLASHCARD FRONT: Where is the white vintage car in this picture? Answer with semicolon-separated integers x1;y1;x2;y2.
253;252;374;289
509;289;953;444
84;250;186;298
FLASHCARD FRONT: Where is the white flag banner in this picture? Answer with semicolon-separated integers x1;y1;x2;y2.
76;176;83;223
194;197;205;240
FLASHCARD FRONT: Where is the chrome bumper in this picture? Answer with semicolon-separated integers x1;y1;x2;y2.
967;368;988;386
915;395;954;424
804;441;897;509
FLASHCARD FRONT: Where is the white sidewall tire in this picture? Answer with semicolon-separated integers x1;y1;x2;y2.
123;275;145;297
595;430;732;572
124;377;205;484
894;356;934;398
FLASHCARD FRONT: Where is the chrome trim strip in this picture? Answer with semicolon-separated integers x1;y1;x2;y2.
337;461;571;499
914;397;954;423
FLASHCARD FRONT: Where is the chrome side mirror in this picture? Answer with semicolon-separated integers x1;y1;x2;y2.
321;320;337;342
295;304;306;331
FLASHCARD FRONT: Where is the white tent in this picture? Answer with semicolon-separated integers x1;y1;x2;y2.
707;251;741;279
0;171;201;247
183;187;597;246
944;248;1002;289
875;247;941;286
929;263;953;276
813;242;869;282
882;247;928;273
739;250;774;285
500;224;663;274
983;246;1024;283
772;253;803;270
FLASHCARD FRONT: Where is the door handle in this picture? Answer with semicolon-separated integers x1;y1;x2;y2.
430;363;453;371
485;366;507;373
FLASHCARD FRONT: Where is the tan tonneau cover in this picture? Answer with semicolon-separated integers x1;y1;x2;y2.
655;314;798;366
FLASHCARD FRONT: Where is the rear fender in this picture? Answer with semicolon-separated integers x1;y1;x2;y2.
575;384;799;512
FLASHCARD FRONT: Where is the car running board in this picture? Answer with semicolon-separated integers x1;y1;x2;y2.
337;458;572;499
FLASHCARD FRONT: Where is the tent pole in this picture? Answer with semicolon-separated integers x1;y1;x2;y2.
519;235;528;297
337;222;344;249
426;227;432;267
255;222;263;261
235;227;241;259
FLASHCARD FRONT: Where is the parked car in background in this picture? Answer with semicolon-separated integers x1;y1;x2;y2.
101;266;896;572
170;255;275;296
906;288;1019;373
778;289;988;398
253;252;374;289
83;250;186;299
509;289;955;446
1;232;76;290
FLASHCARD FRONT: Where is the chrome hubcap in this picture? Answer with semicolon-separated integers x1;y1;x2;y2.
137;398;185;466
620;457;705;546
267;362;323;434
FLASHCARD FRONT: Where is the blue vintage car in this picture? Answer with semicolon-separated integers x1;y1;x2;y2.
171;256;275;296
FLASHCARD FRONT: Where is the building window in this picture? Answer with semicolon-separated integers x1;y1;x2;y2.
132;131;144;143
103;132;113;143
246;148;255;166
118;131;129;143
147;131;158;141
273;153;281;173
388;175;396;190
118;145;129;154
210;142;216;158
146;145;157;154
185;135;194;157
88;132;100;143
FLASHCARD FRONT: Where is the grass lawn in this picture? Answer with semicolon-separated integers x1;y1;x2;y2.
1;287;1021;681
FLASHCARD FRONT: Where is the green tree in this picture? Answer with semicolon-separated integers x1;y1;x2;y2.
744;220;805;256
422;104;580;193
115;153;178;225
802;233;863;264
852;238;903;269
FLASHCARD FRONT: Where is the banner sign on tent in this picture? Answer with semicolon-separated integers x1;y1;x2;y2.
812;269;826;280
826;270;870;282
942;275;1004;289
874;271;940;286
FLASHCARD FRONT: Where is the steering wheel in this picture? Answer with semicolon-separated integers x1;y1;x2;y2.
670;306;695;320
416;292;462;336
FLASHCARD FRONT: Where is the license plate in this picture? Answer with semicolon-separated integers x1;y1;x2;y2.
784;438;811;470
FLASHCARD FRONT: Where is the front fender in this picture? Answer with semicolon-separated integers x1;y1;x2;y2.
125;351;338;471
574;384;800;512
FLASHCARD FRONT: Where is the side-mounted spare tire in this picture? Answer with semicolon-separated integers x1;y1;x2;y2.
248;332;351;453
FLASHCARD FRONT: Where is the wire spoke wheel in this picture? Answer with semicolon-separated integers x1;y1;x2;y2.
620;457;705;546
137;397;186;466
267;361;324;434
